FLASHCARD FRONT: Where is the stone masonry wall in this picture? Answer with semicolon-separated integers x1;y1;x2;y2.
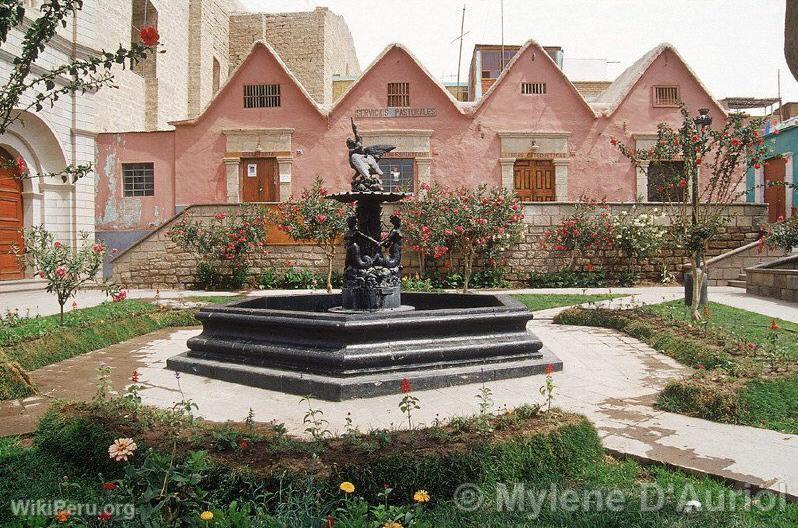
112;203;769;289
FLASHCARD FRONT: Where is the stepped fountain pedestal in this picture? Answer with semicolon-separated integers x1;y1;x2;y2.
167;120;562;401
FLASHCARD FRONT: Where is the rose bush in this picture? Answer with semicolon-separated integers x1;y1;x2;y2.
540;198;615;269
398;183;451;277
611;207;667;284
168;206;268;290
764;215;798;252
12;227;119;323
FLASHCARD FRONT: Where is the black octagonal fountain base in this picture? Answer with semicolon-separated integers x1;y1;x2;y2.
167;292;562;401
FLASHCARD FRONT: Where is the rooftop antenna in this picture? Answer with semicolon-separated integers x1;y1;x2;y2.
777;68;782;122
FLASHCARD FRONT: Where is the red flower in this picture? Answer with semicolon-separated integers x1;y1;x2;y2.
770;320;780;331
98;511;113;521
139;25;160;46
315;214;327;224
610;137;618;146
679;179;687;188
400;378;411;393
240;440;248;449
54;241;62;249
131;370;139;383
113;290;128;303
103;482;118;491
214;212;226;221
754;162;761;169
585;263;594;272
16;157;27;176
545;364;554;376
697;364;705;370
55;266;66;277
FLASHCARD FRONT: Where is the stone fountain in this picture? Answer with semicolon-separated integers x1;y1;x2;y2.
167;120;562;400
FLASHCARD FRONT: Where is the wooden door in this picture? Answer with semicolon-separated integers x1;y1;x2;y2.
241;158;277;202
764;157;787;222
0;148;24;280
513;159;555;201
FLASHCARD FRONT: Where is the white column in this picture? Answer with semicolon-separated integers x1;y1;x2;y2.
276;157;293;202
637;161;650;201
223;157;240;203
414;157;432;192
553;159;570;201
784;152;794;218
754;165;765;204
499;157;516;191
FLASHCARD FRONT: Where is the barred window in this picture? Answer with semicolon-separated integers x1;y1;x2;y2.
521;82;546;95
122;163;154;197
244;84;281;108
378;158;414;193
653;85;680;107
387;82;410;107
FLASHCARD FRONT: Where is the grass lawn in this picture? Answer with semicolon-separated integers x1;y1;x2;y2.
183;294;249;304
1;401;795;528
556;301;798;434
514;293;622;311
0;300;198;400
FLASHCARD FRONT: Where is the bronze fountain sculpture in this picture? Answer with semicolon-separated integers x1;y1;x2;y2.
168;120;561;400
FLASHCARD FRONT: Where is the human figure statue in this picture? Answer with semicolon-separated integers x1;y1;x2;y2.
347;118;395;191
343;215;373;272
381;214;403;269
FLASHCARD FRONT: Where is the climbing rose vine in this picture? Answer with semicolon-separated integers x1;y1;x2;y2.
273;177;351;292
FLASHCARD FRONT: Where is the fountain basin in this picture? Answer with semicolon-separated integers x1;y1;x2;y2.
167;292;562;400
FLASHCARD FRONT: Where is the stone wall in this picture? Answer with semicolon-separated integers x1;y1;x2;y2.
112;202;769;289
228;7;359;106
746;255;798;302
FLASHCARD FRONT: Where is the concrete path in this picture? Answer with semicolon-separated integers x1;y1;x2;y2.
3;314;795;498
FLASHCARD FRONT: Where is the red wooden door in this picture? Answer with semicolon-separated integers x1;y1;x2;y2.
764;157;787;222
514;159;555;201
241;158;277;203
0;148;24;280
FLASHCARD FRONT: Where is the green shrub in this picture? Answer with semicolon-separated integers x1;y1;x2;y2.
528;269;607;288
35;407;117;475
257;267;343;290
196;261;250;290
657;379;742;423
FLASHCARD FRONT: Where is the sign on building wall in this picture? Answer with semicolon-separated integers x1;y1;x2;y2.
247;164;257;177
354;107;437;118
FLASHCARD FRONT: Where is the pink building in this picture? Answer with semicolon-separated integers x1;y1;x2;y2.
95;39;727;255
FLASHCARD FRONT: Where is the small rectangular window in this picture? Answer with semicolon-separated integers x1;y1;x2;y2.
653;85;680;107
387;82;410;107
122;163;154;197
521;82;546;95
244;84;281;108
378;158;414;193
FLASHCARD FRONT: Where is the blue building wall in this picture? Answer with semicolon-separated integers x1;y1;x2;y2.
746;122;798;209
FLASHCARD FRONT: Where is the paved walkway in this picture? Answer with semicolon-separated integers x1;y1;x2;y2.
2;286;796;497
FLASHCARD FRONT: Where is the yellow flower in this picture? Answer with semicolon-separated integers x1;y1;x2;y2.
383;523;403;528
200;510;214;521
339;481;355;494
413;489;430;503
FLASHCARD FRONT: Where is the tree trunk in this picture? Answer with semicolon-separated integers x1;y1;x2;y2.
325;252;333;293
690;252;703;321
462;247;475;293
787;0;798;81
418;252;426;279
59;302;65;325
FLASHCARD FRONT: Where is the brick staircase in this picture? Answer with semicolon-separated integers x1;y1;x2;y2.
727;272;747;289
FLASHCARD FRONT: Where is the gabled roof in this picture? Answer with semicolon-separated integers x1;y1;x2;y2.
169;40;325;127
469;39;597;117
592;43;728;117
328;43;466;116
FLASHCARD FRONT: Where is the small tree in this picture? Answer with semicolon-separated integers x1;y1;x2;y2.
12;227;117;323
614;105;768;320
764;215;798;252
446;186;524;292
398;182;450;278
0;1;157;182
274;177;351;293
168;207;268;290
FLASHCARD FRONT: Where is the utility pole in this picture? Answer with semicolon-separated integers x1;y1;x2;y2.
456;5;466;98
500;0;505;73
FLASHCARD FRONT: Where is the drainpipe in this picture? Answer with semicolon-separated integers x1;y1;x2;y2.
69;9;78;247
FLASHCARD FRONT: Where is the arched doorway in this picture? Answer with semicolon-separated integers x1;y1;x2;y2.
0;147;24;280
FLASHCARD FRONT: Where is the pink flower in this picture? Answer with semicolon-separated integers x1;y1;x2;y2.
55;266;66;277
315;214;327;224
92;243;104;254
54;241;62;249
214;212;226;221
454;225;465;234
16;157;27;176
112;290;128;303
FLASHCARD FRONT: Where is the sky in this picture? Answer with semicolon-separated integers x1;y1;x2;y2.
240;0;798;107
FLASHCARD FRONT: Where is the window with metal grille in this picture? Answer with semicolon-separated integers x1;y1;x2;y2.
647;161;686;201
244;84;281;108
122;163;154;197
653;85;680;107
387;82;410;107
378;158;414;193
521;82;546;95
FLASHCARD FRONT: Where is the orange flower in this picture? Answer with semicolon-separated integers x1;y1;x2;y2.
545;364;555;376
770;319;780;331
55;510;71;523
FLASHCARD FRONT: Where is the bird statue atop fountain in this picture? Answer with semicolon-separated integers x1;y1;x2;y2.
347;118;395;192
